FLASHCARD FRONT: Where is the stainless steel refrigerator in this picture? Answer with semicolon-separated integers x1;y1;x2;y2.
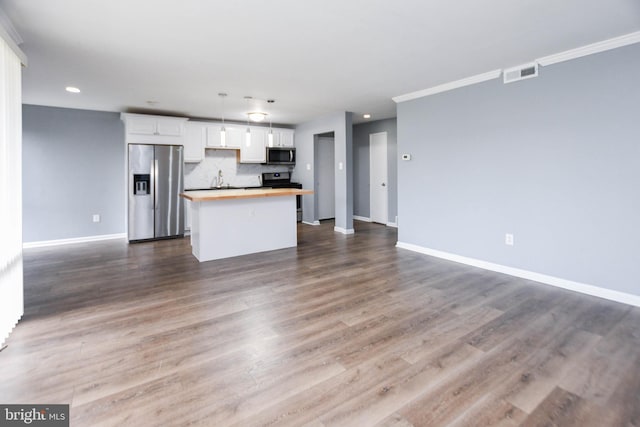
128;144;184;242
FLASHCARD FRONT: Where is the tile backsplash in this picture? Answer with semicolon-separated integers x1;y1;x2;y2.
184;149;291;190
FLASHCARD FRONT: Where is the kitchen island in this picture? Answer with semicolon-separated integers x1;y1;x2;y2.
181;188;313;262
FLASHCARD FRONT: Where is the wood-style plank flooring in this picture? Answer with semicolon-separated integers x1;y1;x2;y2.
2;221;639;426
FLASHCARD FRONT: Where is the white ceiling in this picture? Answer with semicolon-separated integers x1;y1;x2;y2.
1;0;639;125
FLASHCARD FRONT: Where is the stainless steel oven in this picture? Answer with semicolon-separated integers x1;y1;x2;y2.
262;172;302;221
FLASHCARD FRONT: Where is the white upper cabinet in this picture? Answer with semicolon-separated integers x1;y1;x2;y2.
184;122;206;163
206;124;267;163
280;129;295;147
206;125;242;148
122;114;293;164
155;121;183;136
267;129;295;147
240;127;266;163
121;113;187;144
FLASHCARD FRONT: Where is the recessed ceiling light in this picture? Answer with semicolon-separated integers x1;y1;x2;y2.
363;114;371;119
65;86;81;93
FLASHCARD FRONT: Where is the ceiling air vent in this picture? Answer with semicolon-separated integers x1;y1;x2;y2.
503;63;539;84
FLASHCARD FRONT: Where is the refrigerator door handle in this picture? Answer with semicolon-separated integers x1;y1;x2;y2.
154;159;159;209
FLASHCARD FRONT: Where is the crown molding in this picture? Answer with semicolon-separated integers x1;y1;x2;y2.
392;69;502;103
0;8;27;65
537;31;640;66
0;8;22;45
393;30;640;104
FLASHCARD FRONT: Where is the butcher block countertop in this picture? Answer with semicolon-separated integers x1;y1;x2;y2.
181;188;313;202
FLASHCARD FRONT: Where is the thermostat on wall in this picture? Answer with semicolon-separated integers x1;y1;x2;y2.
401;154;412;161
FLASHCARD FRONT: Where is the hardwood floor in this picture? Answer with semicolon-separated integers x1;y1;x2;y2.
2;220;639;426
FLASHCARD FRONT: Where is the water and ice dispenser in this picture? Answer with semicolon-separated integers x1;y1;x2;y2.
133;174;150;195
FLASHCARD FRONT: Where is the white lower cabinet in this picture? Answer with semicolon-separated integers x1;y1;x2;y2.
185;199;191;233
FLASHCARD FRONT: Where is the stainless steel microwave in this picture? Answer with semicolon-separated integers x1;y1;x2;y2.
266;147;296;165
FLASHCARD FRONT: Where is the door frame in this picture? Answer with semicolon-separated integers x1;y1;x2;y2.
369;131;388;224
316;136;335;220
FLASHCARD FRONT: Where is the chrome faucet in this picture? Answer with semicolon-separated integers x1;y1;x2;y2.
216;169;223;188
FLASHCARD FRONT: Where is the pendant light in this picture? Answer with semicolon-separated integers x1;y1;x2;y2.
267;99;275;147
244;96;252;147
218;93;227;147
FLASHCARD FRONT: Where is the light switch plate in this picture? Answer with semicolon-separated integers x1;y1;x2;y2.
402;154;412;161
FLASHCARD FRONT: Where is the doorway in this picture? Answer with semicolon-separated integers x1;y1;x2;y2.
316;133;335;220
369;132;388;224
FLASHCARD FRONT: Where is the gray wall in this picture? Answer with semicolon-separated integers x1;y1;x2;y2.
22;105;125;242
293;111;354;231
353;118;397;222
397;43;640;297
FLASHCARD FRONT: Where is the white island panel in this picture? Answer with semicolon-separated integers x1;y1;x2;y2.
190;196;297;262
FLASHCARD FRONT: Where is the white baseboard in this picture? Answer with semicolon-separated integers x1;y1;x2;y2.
23;233;127;249
396;241;640;308
334;226;355;235
302;220;320;226
354;216;397;228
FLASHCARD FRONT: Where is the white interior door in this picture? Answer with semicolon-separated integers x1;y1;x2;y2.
317;137;335;220
370;132;388;224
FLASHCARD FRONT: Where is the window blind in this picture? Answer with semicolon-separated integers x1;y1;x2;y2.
0;35;23;346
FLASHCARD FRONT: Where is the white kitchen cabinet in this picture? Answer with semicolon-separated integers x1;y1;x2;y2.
121;113;187;145
184;199;191;234
240;127;266;163
184;122;206;163
280;129;295;147
267;128;295;147
206;125;242;149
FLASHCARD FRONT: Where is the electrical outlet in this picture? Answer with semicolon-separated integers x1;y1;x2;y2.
92;214;101;223
505;233;514;246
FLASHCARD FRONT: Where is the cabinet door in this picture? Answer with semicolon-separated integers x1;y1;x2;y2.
128;116;157;135
206;125;223;147
122;114;187;144
240;127;266;163
184;199;191;232
206;125;242;148
184;122;205;162
156;119;183;136
225;126;243;148
280;130;295;147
